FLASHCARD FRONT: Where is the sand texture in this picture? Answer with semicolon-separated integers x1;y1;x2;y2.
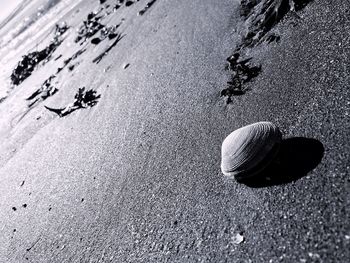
0;0;349;262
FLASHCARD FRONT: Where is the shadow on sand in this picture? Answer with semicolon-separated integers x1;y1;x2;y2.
242;137;324;188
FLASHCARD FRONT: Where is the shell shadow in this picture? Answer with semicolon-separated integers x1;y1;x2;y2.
242;137;324;188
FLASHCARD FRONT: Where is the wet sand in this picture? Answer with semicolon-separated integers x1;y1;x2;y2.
0;0;349;262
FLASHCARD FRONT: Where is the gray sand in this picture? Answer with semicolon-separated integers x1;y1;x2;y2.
0;0;349;262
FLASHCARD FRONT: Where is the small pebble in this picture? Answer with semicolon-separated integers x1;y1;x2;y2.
232;232;245;244
91;38;102;45
123;63;130;69
125;1;134;6
12;207;17;211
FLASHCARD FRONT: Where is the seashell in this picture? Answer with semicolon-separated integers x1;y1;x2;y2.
221;122;282;181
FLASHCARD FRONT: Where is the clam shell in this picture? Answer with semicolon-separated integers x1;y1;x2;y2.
221;122;282;181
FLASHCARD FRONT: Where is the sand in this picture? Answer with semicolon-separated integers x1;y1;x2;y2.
0;0;349;262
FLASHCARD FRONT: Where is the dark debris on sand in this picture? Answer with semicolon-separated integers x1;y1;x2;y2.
90;24;121;45
75;12;104;43
10;23;69;86
221;53;261;103
10;45;57;86
240;0;258;17
125;1;134;7
238;0;313;49
222;0;313;102
92;33;124;64
22;48;88;109
45;87;101;117
138;0;157;16
264;33;281;43
76;10;122;46
57;49;87;73
26;75;58;107
114;0;137;10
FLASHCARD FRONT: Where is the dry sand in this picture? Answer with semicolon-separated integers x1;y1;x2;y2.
0;0;349;262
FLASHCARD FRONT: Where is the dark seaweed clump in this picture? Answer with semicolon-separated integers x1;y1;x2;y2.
90;24;121;45
10;45;56;86
114;0;136;10
239;0;312;48
221;53;261;103
222;0;313;102
240;0;258;17
45;87;101;117
75;12;104;43
10;23;69;86
76;11;121;45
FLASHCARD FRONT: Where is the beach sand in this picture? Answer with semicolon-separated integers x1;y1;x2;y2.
0;0;349;262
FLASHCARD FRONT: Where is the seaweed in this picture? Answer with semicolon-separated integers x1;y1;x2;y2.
112;0;136;11
76;11;122;45
240;0;259;17
10;23;69;86
54;22;69;40
75;12;104;43
263;33;281;43
90;24;121;45
222;0;313;101
239;0;313;49
45;87;101;117
221;53;261;103
11;43;58;86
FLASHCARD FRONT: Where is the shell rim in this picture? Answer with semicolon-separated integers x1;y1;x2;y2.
222;142;281;181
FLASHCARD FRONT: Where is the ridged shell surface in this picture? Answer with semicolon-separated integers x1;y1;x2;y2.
221;122;282;180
